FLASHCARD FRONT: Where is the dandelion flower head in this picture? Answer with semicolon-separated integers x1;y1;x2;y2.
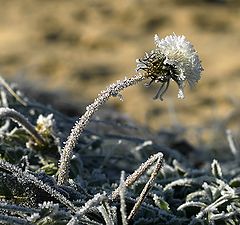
136;34;203;100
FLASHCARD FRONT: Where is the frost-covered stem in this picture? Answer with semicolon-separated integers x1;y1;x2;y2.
111;152;163;199
0;159;77;213
0;107;45;145
78;193;108;215
58;74;145;185
119;171;128;225
127;153;164;221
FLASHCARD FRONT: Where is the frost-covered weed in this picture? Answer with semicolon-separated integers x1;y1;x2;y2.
58;34;203;185
3;35;240;225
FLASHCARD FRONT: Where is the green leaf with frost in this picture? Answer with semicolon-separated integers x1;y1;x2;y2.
153;194;170;211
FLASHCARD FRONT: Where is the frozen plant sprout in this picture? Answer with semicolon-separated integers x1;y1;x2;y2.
58;34;203;185
136;34;203;100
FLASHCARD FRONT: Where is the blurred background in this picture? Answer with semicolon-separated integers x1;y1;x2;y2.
1;0;240;145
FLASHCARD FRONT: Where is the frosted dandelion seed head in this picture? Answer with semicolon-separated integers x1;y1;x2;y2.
136;34;203;100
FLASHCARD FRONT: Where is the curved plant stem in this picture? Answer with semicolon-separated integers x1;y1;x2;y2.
0;107;45;145
57;74;145;185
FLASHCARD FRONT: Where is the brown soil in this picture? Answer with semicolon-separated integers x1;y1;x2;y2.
1;0;240;132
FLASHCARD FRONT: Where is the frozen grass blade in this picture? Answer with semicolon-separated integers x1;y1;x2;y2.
0;107;45;145
119;171;128;225
0;76;27;106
